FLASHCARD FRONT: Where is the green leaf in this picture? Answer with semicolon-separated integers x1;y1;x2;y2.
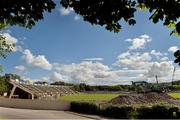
168;23;176;28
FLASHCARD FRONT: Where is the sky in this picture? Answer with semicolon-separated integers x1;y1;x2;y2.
0;3;180;85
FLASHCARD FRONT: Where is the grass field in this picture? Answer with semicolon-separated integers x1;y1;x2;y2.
168;92;180;98
60;93;122;102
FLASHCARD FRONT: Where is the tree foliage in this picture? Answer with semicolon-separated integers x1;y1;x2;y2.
0;76;11;95
0;0;55;29
0;35;15;72
61;0;180;35
0;0;179;35
174;50;180;65
0;35;14;58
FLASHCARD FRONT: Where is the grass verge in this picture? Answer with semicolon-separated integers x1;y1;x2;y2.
168;92;180;98
60;93;122;102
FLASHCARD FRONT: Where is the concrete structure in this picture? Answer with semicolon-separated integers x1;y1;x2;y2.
0;98;70;110
9;79;77;100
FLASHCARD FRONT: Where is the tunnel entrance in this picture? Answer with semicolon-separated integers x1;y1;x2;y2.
13;87;33;99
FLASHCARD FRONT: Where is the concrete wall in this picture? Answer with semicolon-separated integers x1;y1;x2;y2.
0;98;70;110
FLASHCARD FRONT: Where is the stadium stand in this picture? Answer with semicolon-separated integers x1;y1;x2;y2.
9;79;77;100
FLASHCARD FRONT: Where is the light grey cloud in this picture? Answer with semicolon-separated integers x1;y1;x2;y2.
145;61;173;78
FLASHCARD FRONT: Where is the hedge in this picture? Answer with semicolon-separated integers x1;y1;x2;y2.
137;105;179;119
70;102;100;114
101;106;136;119
70;102;180;119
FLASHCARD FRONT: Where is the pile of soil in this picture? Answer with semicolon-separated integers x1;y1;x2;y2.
103;92;179;106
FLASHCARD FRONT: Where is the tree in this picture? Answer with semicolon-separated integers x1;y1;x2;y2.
61;0;180;35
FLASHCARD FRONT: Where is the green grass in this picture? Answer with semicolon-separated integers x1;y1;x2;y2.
60;93;122;102
0;116;6;120
168;92;180;98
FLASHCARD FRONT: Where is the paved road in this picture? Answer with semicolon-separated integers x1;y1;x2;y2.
0;107;94;119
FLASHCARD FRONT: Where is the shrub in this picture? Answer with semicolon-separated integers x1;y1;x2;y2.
137;106;152;119
168;106;179;119
137;105;179;119
151;105;170;119
70;102;180;119
70;102;100;114
176;110;180;119
102;106;136;119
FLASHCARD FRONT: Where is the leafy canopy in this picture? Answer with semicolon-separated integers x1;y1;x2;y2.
0;0;55;29
61;0;180;35
0;0;179;35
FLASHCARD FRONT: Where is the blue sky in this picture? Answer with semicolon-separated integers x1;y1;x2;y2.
0;4;180;85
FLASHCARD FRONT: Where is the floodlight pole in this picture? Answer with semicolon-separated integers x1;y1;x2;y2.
172;66;176;86
155;75;159;85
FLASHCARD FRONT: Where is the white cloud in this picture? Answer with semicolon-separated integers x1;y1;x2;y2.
22;49;52;70
83;57;104;61
74;15;81;21
151;50;163;56
115;69;147;74
126;34;151;50
51;61;122;85
50;72;69;82
160;57;169;61
15;65;26;73
168;46;178;53
15;65;26;71
50;61;155;85
114;51;152;69
114;50;174;83
150;50;167;60
59;7;73;16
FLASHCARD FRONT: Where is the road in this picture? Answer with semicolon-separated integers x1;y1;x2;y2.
0;107;95;119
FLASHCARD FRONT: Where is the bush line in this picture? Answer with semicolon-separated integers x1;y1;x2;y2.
70;102;180;119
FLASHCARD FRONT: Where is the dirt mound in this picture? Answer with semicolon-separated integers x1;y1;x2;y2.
105;92;179;105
